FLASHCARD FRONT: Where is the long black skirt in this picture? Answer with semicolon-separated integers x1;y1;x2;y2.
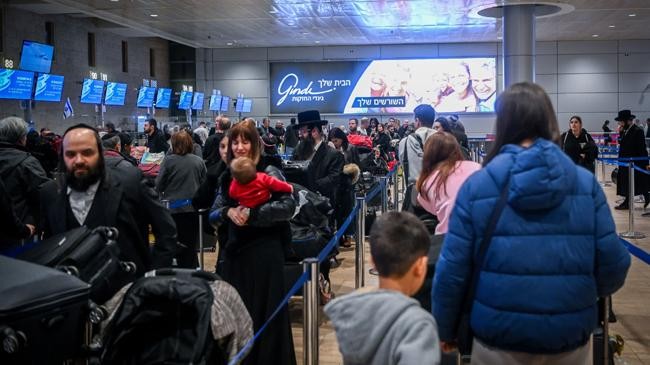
221;237;296;365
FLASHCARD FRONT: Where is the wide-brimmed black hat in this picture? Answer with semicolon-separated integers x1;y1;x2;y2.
296;110;328;127
615;109;636;121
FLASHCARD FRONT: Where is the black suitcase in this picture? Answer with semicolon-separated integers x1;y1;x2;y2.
0;256;91;364
18;226;135;303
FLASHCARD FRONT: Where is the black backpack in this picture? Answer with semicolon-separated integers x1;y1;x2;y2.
100;269;225;364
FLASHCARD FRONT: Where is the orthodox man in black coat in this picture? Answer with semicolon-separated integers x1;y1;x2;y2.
615;109;649;210
40;124;177;300
292;110;345;209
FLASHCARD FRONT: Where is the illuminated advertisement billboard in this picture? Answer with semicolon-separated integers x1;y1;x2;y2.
270;58;496;114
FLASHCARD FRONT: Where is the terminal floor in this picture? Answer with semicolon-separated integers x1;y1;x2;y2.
205;168;650;365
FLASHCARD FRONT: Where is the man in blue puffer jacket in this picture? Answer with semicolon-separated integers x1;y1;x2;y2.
433;136;630;360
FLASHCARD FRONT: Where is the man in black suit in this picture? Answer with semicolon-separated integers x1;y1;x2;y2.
40;124;177;290
292;110;344;208
615;110;649;210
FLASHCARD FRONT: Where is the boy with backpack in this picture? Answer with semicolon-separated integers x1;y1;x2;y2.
324;211;441;365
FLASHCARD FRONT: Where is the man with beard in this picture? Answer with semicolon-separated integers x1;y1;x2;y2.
348;118;362;135
144;118;168;153
40;124;176;289
614;109;649;210
293;110;344;207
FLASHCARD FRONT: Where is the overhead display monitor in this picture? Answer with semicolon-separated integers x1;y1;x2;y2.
155;88;172;108
178;91;193;110
137;86;156;107
33;73;64;102
104;82;127;106
80;78;105;104
19;40;54;74
209;95;222;111
220;95;230;112
242;99;253;113
234;97;245;112
269;58;497;114
0;69;34;100
191;92;204;110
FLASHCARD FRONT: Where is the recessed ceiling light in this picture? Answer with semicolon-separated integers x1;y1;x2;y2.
315;40;320;44
150;14;158;17
609;25;616;28
629;13;636;17
226;42;233;46
592;34;599;37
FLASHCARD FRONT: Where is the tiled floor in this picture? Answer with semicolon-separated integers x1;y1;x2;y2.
205;165;650;364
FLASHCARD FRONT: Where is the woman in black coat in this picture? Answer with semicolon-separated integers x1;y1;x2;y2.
560;115;599;173
210;120;296;365
373;123;392;160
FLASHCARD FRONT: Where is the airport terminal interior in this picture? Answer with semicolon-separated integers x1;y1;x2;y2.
0;0;649;364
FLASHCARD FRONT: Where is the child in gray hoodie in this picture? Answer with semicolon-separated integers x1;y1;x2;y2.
324;211;441;365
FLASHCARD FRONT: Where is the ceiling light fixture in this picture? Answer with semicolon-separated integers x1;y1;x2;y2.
629;13;636;17
609;25;615;28
150;14;158;17
315;40;320;44
227;42;233;46
592;34;599;37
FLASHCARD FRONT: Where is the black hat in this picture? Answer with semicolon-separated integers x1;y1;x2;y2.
615;110;636;121
296;110;328;127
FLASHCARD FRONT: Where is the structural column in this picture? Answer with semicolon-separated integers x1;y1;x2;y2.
503;5;536;87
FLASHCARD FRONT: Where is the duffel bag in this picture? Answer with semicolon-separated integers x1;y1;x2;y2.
17;226;136;303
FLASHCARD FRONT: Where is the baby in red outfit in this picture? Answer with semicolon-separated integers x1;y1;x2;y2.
229;157;294;208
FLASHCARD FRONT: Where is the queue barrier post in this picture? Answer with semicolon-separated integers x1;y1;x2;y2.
302;258;319;365
600;158;612;187
197;208;208;270
392;169;399;211
380;176;389;214
602;296;610;365
161;199;170;209
355;196;366;289
620;161;646;239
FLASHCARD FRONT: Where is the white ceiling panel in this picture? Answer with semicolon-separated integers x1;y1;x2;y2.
8;0;650;48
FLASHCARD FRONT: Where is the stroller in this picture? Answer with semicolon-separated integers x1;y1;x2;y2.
98;268;252;364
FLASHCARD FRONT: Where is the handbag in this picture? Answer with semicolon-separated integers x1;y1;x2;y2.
456;180;510;356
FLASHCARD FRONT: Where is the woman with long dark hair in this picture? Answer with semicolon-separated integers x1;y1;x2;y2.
433;82;630;364
416;132;480;235
210;120;296;365
560;115;598;173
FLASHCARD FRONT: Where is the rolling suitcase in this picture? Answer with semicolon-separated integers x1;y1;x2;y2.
0;256;91;364
17;226;136;303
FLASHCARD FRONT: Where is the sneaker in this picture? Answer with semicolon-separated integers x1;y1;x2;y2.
615;204;629;210
369;268;379;276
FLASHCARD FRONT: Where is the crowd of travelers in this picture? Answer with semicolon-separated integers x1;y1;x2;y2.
0;81;638;365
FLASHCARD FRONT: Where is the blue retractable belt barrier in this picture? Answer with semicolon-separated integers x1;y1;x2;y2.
619;238;650;266
168;199;193;210
227;271;310;365
632;164;650;176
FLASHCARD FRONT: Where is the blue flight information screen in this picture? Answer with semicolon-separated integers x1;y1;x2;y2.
104;82;127;105
178;91;193;110
137;86;156;107
209;95;222;111
33;73;64;102
0;69;35;100
80;78;105;104
191;92;204;110
156;88;171;108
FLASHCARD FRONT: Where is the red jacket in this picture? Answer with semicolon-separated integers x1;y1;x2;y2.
229;172;293;208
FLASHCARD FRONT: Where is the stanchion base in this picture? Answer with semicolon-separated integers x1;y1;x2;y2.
599;182;612;187
620;231;646;239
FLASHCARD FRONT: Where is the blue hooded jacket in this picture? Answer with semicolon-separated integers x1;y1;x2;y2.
432;138;630;354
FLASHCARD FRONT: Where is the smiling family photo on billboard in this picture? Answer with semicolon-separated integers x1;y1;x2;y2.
270;58;496;115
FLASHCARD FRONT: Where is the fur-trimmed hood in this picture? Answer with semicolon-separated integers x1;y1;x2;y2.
343;163;360;184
